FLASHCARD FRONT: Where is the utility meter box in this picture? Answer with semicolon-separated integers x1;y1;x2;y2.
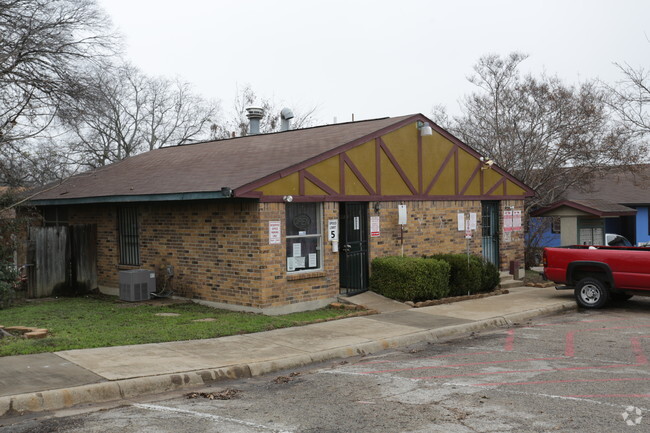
119;269;155;302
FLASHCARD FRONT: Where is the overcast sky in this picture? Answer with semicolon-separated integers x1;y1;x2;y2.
98;0;649;125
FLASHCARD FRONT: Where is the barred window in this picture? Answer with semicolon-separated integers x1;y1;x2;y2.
118;208;140;265
285;203;322;272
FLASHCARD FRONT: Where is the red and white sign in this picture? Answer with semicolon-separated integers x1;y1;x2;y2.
513;210;522;231
269;221;281;244
503;210;513;233
370;216;380;237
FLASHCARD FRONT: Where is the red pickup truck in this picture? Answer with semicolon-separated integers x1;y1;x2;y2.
543;245;650;308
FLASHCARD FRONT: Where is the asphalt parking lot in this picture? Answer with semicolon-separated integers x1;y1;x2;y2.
3;298;650;433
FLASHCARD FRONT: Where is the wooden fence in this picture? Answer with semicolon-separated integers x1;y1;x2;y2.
27;224;97;298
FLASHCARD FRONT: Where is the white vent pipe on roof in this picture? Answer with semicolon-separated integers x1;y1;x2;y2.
280;107;294;131
246;107;264;135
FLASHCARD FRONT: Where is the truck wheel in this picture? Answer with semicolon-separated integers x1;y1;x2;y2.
575;278;610;309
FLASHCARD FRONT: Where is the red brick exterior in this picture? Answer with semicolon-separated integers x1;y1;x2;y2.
58;197;525;313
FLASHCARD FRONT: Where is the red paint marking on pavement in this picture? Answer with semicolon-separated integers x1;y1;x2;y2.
504;329;515;351
565;394;650;399
473;377;650;387
564;325;650;358
630;337;649;365
356;351;497;365
565;331;575;357
411;363;643;380
361;357;564;374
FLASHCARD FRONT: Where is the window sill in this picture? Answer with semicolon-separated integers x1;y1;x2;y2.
287;271;326;281
117;264;142;270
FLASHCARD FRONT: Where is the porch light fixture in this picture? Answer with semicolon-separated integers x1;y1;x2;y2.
283;195;293;202
373;202;381;213
417;121;433;136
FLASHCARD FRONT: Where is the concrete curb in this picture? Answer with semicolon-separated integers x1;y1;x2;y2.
0;302;578;418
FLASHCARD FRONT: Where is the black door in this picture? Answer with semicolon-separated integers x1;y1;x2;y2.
339;202;369;295
481;201;500;266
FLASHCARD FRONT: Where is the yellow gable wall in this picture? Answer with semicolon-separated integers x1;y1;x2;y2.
345;140;376;192
304;155;340;194
253;121;529;199
381;126;419;186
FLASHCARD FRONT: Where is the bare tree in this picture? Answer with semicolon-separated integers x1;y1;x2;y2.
0;143;72;186
447;53;645;212
605;62;650;142
212;84;318;139
0;0;117;148
59;62;220;168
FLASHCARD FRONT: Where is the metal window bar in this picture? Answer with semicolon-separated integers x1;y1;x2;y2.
118;208;140;265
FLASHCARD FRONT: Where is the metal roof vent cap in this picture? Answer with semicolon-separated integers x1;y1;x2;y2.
246;107;264;135
280;107;294;131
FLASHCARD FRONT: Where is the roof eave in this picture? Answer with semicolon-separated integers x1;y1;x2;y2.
28;191;236;206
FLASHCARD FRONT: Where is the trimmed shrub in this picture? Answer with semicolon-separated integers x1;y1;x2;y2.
370;256;450;302
427;254;482;297
477;257;500;292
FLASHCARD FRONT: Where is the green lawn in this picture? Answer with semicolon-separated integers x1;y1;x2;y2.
0;296;365;356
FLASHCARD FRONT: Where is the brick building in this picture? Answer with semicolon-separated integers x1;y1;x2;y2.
27;114;534;314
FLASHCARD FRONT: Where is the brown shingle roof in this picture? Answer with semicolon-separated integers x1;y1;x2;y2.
565;165;650;205
531;199;637;217
30;115;415;204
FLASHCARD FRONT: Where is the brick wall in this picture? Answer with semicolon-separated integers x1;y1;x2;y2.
68;201;267;307
63;197;525;312
498;199;526;271
368;200;484;261
67;200;341;311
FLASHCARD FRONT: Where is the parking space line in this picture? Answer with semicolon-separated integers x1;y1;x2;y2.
472;377;650;387
504;329;515;351
133;403;293;433
412;363;643;380
362;356;564;374
566;394;650;398
565;325;650;358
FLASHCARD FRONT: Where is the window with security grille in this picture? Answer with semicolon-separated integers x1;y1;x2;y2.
118;208;140;265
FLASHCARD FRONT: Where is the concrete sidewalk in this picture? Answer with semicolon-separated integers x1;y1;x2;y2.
0;286;575;418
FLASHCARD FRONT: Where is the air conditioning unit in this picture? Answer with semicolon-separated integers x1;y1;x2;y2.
119;269;155;302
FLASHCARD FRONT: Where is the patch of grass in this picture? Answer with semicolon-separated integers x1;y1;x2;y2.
0;296;363;356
